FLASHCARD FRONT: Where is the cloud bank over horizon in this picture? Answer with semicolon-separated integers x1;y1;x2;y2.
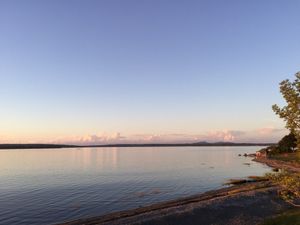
45;127;287;145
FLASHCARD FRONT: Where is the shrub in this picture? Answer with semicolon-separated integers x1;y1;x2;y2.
266;171;300;206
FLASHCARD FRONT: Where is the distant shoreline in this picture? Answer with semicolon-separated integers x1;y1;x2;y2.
0;142;274;150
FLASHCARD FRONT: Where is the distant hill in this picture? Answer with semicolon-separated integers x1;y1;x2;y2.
84;142;274;148
0;144;78;149
0;142;274;149
191;141;274;146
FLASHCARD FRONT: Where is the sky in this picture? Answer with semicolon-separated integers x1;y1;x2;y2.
1;0;300;144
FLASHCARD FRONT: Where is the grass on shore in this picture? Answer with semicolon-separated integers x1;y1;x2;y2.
262;209;300;225
269;152;300;164
259;152;300;225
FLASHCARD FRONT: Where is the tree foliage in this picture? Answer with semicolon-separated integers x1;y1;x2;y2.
277;133;297;153
273;72;300;148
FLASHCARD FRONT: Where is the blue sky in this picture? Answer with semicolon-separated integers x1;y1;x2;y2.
1;0;300;144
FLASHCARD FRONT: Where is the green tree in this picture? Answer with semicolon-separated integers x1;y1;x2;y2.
272;72;300;149
277;133;297;153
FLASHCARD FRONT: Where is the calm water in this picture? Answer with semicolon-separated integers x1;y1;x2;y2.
0;146;271;225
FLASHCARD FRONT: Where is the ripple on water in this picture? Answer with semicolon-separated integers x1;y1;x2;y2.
0;146;271;225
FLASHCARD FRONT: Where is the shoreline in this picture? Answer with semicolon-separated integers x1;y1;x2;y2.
58;156;299;225
59;181;289;225
253;156;300;173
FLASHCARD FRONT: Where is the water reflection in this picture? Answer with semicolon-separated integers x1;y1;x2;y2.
0;146;271;225
0;147;122;177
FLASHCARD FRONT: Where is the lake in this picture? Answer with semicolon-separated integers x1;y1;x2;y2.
0;146;271;225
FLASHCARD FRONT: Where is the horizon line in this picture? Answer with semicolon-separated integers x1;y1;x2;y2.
0;142;275;150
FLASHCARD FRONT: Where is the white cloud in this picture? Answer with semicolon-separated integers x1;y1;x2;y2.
54;132;125;145
51;127;288;145
201;130;245;142
257;127;284;135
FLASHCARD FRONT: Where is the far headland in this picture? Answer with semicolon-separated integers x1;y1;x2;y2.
0;141;274;150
